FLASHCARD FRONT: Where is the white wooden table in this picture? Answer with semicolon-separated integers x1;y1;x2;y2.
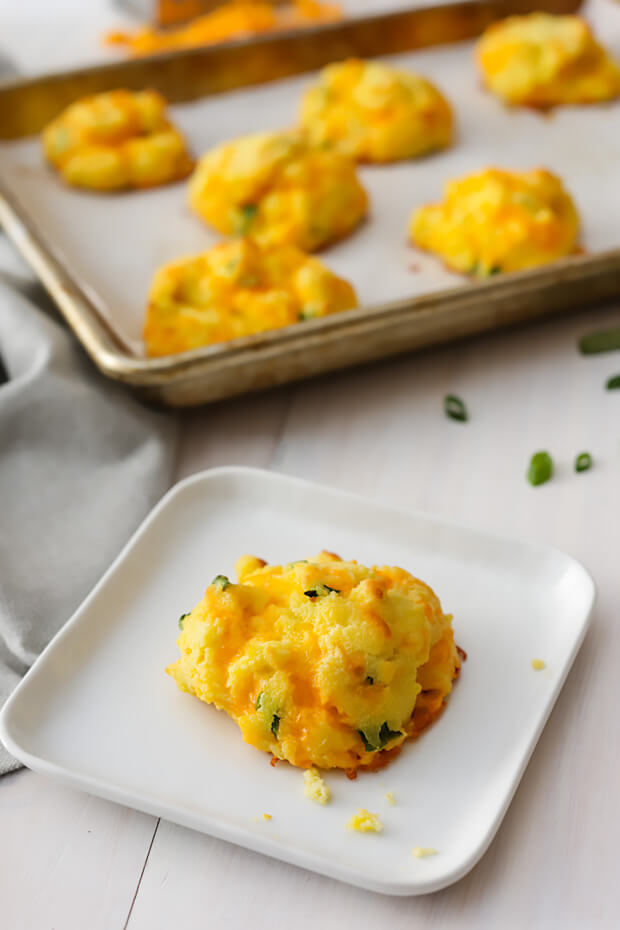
2;1;620;926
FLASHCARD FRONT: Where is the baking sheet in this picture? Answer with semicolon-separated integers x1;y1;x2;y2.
1;1;619;357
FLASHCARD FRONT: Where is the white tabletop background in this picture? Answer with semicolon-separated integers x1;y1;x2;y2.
1;1;619;927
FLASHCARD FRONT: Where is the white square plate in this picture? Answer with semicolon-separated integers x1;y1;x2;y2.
0;467;595;895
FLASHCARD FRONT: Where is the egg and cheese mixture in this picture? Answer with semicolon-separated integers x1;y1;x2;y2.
167;551;460;771
143;238;357;356
410;167;579;277
42;90;194;191
188;131;368;252
476;13;620;108
299;59;453;163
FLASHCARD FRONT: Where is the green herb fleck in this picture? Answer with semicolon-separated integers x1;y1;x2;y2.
304;583;340;598
358;722;403;753
365;676;374;685
605;374;620;390
236;203;258;234
575;452;593;473
579;327;620;355
271;714;280;738
487;265;502;275
444;394;468;422
358;729;375;752
255;692;263;711
378;722;403;747
298;305;320;321
212;574;230;590
527;451;553;486
178;612;190;630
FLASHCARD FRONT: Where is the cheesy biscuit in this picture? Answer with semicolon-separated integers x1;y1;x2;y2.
167;552;460;771
409;167;579;277
299;58;453;162
477;13;620;108
42;90;193;191
143;238;357;356
188;130;368;251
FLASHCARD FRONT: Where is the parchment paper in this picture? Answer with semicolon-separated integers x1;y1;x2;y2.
1;0;619;356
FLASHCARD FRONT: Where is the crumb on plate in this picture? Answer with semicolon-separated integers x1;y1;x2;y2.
412;846;437;858
384;791;395;805
303;768;331;804
531;658;546;670
348;809;383;833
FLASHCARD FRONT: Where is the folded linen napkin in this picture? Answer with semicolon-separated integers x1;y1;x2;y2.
0;271;177;774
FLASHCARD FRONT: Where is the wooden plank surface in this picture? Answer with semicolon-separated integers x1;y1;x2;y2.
4;300;618;928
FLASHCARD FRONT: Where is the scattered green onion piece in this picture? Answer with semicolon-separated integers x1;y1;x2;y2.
255;692;263;711
378;722;403;747
575;452;593;473
579;327;620;355
444;394;468;422
271;714;280;738
527;451;553;486
212;574;230;590
178;612;190;630
365;676;374;685
606;374;620;390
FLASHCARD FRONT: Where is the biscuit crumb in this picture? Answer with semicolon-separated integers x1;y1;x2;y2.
348;809;383;833
262;813;272;821
303;768;331;804
412;846;437;858
531;658;546;670
384;792;395;805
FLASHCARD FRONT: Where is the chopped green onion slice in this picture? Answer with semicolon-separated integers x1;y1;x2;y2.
605;374;620;390
444;394;468;422
271;714;280;738
304;583;340;598
379;722;403;746
575;452;593;473
579;327;620;355
255;692;263;711
527;451;553;486
365;676;374;685
178;612;190;630
212;574;230;590
357;729;375;752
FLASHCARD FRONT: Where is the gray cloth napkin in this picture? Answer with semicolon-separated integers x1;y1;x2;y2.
0;274;178;775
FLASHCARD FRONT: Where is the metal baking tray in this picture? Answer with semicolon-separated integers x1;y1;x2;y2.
4;0;620;408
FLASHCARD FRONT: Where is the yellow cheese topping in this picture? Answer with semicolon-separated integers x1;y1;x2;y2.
477;13;620;108
167;551;461;771
348;809;383;833
410;167;579;277
303;768;331;805
188;130;368;252
531;658;546;670
143;237;357;356
299;58;453;163
42;90;193;191
412;846;437;858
